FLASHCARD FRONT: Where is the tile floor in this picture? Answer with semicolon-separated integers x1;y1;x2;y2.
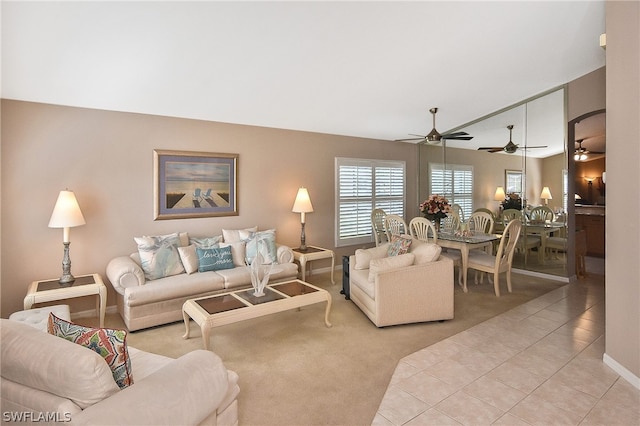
373;269;640;425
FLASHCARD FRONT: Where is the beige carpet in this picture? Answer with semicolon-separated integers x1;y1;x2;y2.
98;271;566;425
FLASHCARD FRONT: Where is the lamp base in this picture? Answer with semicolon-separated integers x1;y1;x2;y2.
299;222;307;252
59;242;76;286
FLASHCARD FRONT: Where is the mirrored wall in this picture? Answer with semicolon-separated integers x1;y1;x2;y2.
418;87;569;278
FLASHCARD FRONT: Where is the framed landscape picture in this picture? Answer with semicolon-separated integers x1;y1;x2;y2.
154;150;238;220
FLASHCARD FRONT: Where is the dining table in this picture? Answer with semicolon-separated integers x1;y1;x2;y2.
522;221;566;264
436;230;501;293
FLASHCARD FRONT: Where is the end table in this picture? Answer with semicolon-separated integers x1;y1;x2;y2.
292;246;335;284
24;273;107;328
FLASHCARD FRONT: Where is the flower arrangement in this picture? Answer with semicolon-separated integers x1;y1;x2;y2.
501;192;523;211
419;194;451;221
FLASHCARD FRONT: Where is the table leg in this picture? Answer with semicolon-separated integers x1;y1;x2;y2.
324;295;333;327
200;323;211;350
97;286;106;328
299;256;307;281
182;310;191;340
461;247;470;293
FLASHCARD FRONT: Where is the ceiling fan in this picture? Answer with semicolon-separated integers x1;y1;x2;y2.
395;107;473;144
478;124;547;154
574;139;589;161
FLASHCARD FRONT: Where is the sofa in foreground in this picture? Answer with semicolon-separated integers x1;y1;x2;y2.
349;237;454;327
1;318;239;425
107;228;298;331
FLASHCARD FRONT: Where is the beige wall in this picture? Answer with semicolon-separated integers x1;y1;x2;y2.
0;100;419;316
605;0;640;382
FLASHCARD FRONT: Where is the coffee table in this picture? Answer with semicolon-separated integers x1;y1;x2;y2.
182;279;332;350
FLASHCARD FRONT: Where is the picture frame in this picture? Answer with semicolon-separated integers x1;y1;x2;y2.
505;169;523;194
154;150;238;220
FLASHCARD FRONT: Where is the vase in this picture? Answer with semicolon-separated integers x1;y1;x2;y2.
249;240;273;297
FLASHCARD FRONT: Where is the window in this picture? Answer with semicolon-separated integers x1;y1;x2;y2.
335;158;405;247
562;168;568;212
429;163;474;219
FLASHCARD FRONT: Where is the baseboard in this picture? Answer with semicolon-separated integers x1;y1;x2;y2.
512;268;570;283
603;353;640;390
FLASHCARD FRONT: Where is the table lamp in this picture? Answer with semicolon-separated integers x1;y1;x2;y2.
540;187;553;205
48;190;86;285
494;186;506;201
292;187;314;251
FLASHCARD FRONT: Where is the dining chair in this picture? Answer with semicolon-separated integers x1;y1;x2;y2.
502;209;540;260
371;208;388;246
468;211;494;234
530;205;554;223
467;219;522;297
442;213;460;232
384;214;408;241
451;203;465;223
409;217;438;244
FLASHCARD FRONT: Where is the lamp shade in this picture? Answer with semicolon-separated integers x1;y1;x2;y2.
292;187;314;213
494;186;506;201
540;187;553;200
48;190;86;229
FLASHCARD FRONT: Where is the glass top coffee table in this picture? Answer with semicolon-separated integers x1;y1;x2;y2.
182;279;332;350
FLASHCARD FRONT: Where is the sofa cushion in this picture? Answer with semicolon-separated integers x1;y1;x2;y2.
122;271;225;307
368;253;415;282
387;235;412;256
178;245;199;274
48;314;133;389
197;246;235;272
220;241;247;266
222;226;258;243
134;232;185;280
1;319;120;409
189;235;223;248
354;243;390;270
215;263;298;289
242;229;278;264
410;241;442;264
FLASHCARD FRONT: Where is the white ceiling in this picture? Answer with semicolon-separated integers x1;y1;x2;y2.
1;1;606;155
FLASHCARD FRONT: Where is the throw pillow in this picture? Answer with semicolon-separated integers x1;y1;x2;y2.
387;235;412;256
242;229;278;265
222;226;258;243
47;313;133;389
368;253;415;282
189;235;222;249
178;245;199;274
410;242;442;264
197;246;235;272
354;243;390;270
134;232;185;280
219;241;247;267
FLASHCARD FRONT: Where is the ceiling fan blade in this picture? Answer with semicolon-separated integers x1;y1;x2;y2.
523;145;548;149
478;147;503;152
442;131;469;138
394;137;425;142
444;135;474;141
408;134;427;138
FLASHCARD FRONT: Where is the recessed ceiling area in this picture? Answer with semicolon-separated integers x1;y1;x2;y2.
1;2;606;143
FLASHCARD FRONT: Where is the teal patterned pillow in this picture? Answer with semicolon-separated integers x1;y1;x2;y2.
242;229;278;265
387;235;412;256
134;233;185;280
197;246;234;272
47;313;133;389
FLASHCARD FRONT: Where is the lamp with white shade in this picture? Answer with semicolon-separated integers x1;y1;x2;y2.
540;187;553;205
48;190;86;285
292;187;314;251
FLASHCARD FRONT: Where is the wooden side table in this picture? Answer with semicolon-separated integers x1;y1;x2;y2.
24;273;107;328
292;246;335;284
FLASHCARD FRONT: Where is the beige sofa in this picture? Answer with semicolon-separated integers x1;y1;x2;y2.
349;238;455;327
0;319;239;425
106;231;298;331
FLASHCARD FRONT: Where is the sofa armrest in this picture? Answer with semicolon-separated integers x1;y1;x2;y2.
276;244;294;264
71;350;234;426
106;256;145;294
